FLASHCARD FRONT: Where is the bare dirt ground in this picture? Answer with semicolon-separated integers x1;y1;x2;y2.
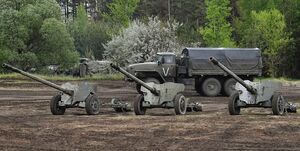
0;79;300;151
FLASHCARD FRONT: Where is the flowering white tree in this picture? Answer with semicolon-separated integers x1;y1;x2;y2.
104;16;182;66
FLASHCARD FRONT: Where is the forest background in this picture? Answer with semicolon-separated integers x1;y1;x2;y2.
0;0;299;78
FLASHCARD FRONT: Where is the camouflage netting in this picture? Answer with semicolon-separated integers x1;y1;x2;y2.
104;16;183;66
80;60;112;77
85;60;111;74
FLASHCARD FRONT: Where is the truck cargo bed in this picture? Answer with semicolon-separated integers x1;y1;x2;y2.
182;48;262;76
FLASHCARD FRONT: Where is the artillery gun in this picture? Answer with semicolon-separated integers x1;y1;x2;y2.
209;57;297;115
2;63;101;115
111;64;187;115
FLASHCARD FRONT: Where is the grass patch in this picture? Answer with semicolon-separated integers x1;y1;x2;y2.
255;77;300;84
0;73;124;81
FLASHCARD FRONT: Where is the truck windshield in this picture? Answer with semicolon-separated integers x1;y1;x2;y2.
156;55;175;64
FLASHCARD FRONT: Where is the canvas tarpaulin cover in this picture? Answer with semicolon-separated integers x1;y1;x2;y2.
182;48;262;75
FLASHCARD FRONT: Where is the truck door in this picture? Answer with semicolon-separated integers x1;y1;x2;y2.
160;55;176;80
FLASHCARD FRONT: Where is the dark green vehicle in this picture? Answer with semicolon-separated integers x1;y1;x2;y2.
126;48;262;97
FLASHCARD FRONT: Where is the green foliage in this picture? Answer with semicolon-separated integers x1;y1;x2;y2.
0;8;28;51
68;5;110;60
104;0;140;34
0;0;78;72
68;5;88;56
14;52;39;70
0;48;16;72
39;18;79;69
199;0;236;47
171;0;205;45
240;9;291;77
235;0;299;77
0;49;38;71
1;0;300;77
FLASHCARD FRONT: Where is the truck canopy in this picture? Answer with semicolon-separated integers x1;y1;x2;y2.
182;48;262;76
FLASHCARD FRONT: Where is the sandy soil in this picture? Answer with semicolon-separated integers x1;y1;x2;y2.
0;79;300;150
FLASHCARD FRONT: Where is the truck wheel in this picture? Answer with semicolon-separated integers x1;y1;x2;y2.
137;78;160;94
201;78;221;97
134;94;146;115
174;93;187;115
272;93;286;115
223;78;237;96
85;94;100;115
50;94;66;115
228;91;241;115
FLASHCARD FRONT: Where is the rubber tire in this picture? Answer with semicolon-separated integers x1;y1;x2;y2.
85;94;100;115
272;93;286;115
228;91;241;115
137;78;160;94
50;94;66;115
174;93;187;115
134;94;146;115
223;78;237;96
201;78;221;97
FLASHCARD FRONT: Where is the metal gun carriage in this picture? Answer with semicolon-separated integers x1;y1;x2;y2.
2;63;100;115
209;57;296;115
111;64;188;115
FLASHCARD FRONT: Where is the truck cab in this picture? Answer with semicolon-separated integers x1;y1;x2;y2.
127;52;178;84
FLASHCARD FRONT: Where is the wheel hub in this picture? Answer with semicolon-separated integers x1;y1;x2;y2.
208;83;216;90
179;97;186;112
91;100;99;111
278;96;285;113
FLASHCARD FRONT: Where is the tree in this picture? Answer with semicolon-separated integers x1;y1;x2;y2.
134;0;205;45
68;4;110;60
68;5;89;56
198;0;236;47
235;0;299;77
0;0;78;71
103;0;140;34
104;17;182;66
39;18;79;68
241;9;291;77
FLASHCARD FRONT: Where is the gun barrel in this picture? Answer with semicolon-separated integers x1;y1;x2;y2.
209;57;257;94
2;63;73;96
110;64;159;95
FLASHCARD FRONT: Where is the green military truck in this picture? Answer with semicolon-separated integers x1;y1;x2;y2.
126;48;262;97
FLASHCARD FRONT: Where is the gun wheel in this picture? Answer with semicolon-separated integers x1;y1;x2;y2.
272;93;286;115
85;94;100;115
174;93;187;115
228;91;241;115
50;94;66;115
134;94;146;115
